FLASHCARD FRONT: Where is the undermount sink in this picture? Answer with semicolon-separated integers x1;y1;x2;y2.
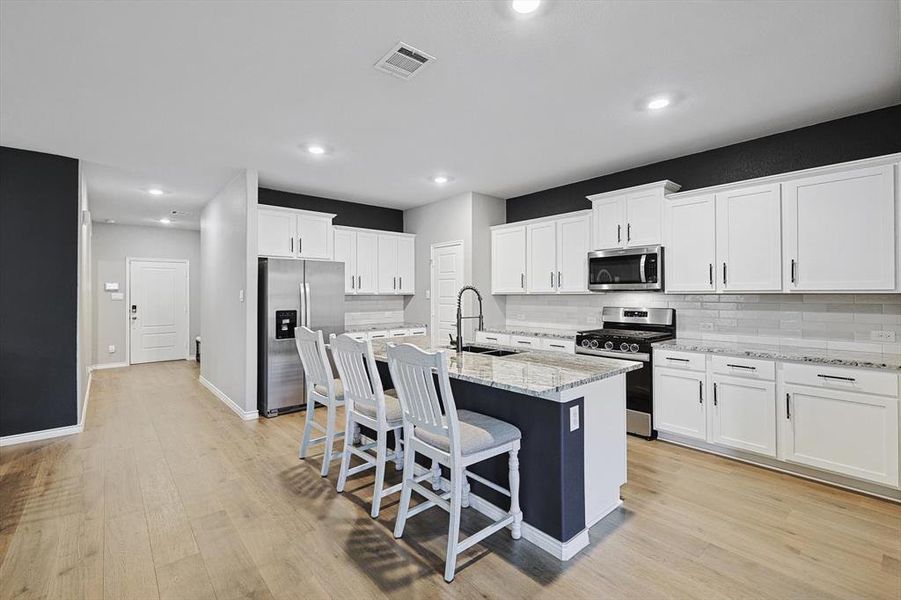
458;344;522;357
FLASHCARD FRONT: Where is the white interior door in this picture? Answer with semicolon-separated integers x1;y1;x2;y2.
129;259;189;364
431;242;464;346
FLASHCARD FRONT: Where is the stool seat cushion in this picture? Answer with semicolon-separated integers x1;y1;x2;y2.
353;389;403;424
415;410;521;456
313;379;344;399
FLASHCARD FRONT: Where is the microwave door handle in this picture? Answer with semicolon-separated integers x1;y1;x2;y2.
639;253;647;283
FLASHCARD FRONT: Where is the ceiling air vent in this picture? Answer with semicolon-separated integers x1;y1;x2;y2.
374;42;435;80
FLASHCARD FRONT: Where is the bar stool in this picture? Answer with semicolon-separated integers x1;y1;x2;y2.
331;334;405;518
387;343;523;583
295;326;344;477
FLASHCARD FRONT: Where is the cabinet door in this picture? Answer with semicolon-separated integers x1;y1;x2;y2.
591;197;624;250
716;184;781;291
355;232;378;294
782;165;895;291
258;208;296;258
625;190;662;247
663;195;716;292
556;214;590;293
780;384;899;486
333;229;356;294
491;227;527;293
653;367;707;440
526;221;557;293
710;376;776;457
377;234;398;294
396;236;415;294
296;214;332;259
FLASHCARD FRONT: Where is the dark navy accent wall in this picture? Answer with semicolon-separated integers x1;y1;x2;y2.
259;187;404;232
507;104;901;223
0;146;79;436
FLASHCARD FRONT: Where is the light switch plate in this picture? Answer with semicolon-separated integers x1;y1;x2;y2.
104;282;119;291
108;345;116;354
569;406;580;431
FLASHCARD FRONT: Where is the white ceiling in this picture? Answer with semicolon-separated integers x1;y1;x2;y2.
2;1;899;228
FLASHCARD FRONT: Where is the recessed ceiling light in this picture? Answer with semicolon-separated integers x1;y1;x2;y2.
647;97;671;110
148;188;165;196
306;144;327;155
512;0;541;14
432;175;449;184
159;218;171;224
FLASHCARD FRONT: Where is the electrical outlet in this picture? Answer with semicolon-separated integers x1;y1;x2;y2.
586;316;598;324
870;330;896;342
569;406;580;431
700;322;714;331
108;345;116;354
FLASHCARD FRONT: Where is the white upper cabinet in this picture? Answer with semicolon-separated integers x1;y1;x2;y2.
396;236;415;294
491;226;527;294
782;164;896;291
258;207;297;258
356;232;379;294
257;206;335;260
715;183;782;291
376;232;415;295
333;226;412;295
333;227;356;293
527;221;557;293
664;194;716;293
556;213;590;293
588;181;681;250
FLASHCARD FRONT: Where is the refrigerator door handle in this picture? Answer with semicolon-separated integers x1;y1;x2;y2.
299;283;307;327
304;282;312;327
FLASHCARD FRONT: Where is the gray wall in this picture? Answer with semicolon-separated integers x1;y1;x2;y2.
471;193;507;330
91;223;201;365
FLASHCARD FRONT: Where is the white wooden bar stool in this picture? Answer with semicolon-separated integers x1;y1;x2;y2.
295;326;345;477
387;343;523;583
331;334;405;518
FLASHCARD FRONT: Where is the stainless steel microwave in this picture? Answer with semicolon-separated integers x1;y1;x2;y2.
588;245;663;291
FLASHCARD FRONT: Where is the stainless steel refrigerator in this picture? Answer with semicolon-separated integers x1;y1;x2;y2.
258;258;345;417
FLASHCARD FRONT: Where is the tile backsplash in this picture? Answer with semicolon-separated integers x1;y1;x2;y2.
345;295;405;328
505;293;901;354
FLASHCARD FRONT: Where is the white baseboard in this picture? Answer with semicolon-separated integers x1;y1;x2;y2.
410;464;592;561
90;361;129;370
0;422;84;447
80;369;92;427
199;376;259;421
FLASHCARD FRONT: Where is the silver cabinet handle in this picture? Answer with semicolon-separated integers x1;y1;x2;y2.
627;223;631;242
722;262;727;286
357;275;361;288
290;237;294;253
785;392;791;419
617;224;621;243
709;263;713;286
351;275;355;289
399;276;402;289
298;237;302;254
713;382;718;406
817;374;856;382
790;259;796;284
557;271;562;287
698;380;703;404
393;276;396;290
550;272;554;287
521;273;525;288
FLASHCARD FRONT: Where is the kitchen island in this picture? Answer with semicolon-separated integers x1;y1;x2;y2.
368;335;642;560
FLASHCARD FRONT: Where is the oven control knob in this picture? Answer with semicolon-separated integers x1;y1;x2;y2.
589;339;599;349
620;342;630;352
629;343;640;353
604;341;614;350
581;339;590;347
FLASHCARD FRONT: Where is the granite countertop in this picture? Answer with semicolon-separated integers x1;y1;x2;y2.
480;326;581;340
653;339;901;371
369;335;642;399
345;322;428;333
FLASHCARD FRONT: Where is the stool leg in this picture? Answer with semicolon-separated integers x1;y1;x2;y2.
320;401;336;477
352;422;362;445
508;447;522;540
394;427;416;539
462;480;471;509
336;412;353;493
444;469;464;582
393;428;404;471
371;431;387;518
298;394;316;459
430;459;441;491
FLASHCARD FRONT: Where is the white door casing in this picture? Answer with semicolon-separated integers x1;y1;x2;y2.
128;259;189;364
430;241;464;347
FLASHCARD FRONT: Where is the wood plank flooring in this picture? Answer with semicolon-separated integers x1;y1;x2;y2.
1;361;899;599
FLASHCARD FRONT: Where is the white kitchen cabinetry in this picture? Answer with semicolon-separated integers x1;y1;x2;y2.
333;227;378;294
663;194;716;292
709;373;777;458
715;183;782;291
475;331;511;346
654;366;707;441
491;226;527;294
782;164;895;291
376;232;415;295
527;221;557;293
540;338;575;353
523;211;591;294
588;181;681;250
257;206;335;260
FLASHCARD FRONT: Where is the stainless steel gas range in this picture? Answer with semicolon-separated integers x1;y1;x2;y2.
575;307;676;438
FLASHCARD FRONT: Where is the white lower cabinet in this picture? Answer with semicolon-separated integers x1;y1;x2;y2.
710;375;776;457
654;366;707;441
780;382;899;487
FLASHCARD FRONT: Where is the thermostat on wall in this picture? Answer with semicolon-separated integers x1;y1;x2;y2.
104;282;119;291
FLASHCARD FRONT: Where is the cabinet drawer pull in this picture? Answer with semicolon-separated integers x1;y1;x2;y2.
485;336;498;341
726;363;756;370
549;343;565;348
516;341;531;345
666;357;690;363
816;374;856;382
786;392;791;419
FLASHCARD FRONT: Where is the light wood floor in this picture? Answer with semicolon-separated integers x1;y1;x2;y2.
1;361;899;600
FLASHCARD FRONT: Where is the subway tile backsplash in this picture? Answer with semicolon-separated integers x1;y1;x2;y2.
344;295;405;328
505;293;901;354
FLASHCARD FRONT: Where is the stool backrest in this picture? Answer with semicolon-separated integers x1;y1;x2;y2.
294;326;334;394
386;343;459;445
330;334;386;419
